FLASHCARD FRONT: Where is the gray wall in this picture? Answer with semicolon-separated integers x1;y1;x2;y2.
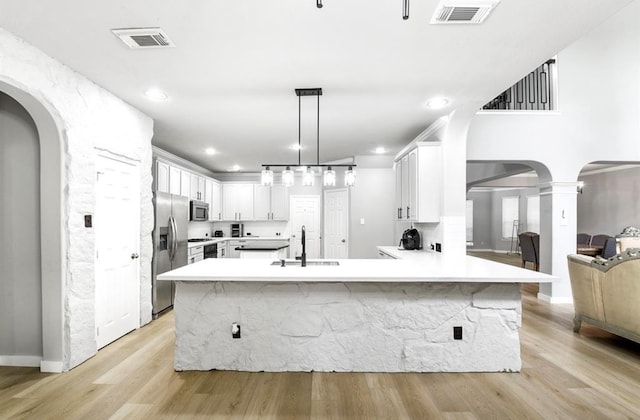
467;187;539;252
577;167;640;236
0;91;42;357
348;168;396;258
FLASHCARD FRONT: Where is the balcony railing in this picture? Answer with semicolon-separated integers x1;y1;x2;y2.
482;59;556;111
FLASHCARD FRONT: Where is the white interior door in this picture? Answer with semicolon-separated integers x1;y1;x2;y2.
289;195;321;259
95;151;140;349
324;188;349;259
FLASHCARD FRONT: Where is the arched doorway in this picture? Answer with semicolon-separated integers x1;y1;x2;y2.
0;78;65;372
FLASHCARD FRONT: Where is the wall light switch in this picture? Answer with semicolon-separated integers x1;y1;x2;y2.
360;218;365;225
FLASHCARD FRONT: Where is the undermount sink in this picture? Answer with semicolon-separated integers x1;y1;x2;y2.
271;260;340;266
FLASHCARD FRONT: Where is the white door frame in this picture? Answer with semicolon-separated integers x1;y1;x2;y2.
323;188;349;259
94;149;141;349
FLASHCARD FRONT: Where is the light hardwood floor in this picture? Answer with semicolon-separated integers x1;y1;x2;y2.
2;252;640;419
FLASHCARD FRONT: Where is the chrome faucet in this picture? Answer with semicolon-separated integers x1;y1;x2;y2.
301;225;307;267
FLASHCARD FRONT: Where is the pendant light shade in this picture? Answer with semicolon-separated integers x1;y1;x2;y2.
323;166;336;186
261;167;274;186
344;166;356;187
303;166;315;186
282;166;294;187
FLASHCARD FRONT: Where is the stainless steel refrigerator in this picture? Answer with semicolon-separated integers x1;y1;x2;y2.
152;191;189;317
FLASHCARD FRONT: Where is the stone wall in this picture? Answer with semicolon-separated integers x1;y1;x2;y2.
174;281;522;372
0;27;154;370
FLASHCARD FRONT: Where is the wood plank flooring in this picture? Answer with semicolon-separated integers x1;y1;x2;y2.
2;252;639;419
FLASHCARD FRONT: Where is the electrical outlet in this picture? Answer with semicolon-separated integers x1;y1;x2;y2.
453;326;462;340
435;243;442;253
84;215;92;228
232;323;241;339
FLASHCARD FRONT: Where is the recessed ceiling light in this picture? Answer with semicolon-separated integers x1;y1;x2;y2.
426;97;449;109
145;88;168;101
290;144;302;151
374;147;386;154
229;165;240;172
205;148;216;155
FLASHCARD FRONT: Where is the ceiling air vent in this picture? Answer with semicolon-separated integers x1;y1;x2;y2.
431;0;500;24
111;27;175;49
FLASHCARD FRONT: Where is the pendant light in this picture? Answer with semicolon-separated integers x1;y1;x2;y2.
402;0;409;20
261;166;274;186
282;166;294;187
261;88;356;187
303;166;315;186
323;166;336;186
345;166;356;187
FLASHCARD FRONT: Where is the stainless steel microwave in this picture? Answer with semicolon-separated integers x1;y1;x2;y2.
190;200;209;221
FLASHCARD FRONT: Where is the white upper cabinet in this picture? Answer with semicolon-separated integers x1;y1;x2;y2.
207;179;222;221
169;166;181;196
190;174;206;201
270;185;289;220
254;184;289;221
180;170;191;198
253;185;271;221
394;143;441;223
222;183;254;221
156;160;170;193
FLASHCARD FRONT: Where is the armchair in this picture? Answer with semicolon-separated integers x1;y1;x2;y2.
518;232;539;271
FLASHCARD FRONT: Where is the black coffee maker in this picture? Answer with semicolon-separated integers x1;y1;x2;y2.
399;228;422;250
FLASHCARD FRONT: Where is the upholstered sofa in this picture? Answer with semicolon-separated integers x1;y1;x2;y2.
567;250;640;343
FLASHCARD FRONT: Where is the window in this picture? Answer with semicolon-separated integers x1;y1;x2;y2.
466;200;474;243
502;196;519;239
527;195;540;233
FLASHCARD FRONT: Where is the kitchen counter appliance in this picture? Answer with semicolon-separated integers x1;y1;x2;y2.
152;192;189;317
190;200;209;221
231;223;243;237
214;230;224;237
399;228;422;250
204;243;218;259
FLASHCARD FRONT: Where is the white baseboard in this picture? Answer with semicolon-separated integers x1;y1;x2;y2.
0;355;42;367
537;293;573;304
40;360;64;373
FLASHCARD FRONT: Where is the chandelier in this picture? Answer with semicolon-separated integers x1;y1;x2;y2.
261;88;356;187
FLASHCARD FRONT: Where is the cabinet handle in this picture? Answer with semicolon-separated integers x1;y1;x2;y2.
407;206;410;219
399;208;403;219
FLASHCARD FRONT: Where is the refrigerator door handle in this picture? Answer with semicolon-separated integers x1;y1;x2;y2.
168;216;176;260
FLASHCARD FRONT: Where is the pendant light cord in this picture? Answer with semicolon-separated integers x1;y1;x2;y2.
317;94;320;165
298;94;301;166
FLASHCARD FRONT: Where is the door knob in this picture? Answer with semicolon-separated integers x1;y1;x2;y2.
341;239;346;243
131;253;139;259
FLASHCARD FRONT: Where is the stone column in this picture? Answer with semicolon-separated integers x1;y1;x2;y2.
538;181;579;303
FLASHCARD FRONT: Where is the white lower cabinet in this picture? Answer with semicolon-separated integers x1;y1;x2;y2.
226;240;246;258
189;246;204;264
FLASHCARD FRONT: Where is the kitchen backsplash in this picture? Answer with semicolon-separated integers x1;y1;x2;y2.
189;221;289;238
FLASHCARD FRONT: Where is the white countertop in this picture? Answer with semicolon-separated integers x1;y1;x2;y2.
159;246;555;284
187;236;289;248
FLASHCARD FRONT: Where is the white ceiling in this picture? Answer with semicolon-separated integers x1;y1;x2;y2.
0;0;632;172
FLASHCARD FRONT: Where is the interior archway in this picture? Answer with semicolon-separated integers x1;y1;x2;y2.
0;78;65;372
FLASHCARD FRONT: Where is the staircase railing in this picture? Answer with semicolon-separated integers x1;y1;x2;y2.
482;59;557;111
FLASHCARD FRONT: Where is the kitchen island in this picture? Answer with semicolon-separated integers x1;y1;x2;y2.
158;250;554;373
